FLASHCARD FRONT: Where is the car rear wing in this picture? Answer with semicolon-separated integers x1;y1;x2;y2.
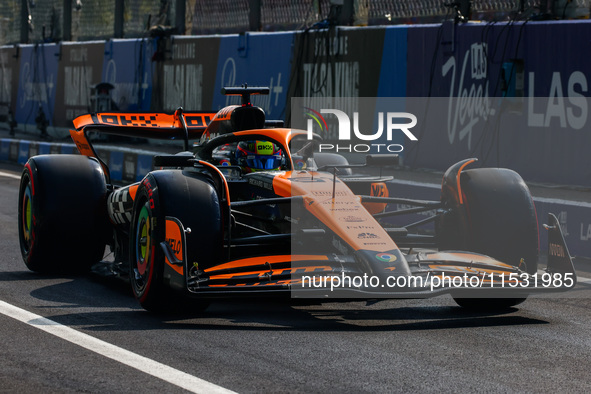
70;108;216;183
72;109;216;141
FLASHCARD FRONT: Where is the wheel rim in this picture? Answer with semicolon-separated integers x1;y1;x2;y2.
21;183;33;253
134;203;151;291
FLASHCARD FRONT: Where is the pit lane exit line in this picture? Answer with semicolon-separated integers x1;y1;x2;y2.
0;300;236;394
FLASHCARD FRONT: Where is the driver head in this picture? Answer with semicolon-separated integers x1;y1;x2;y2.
235;140;283;173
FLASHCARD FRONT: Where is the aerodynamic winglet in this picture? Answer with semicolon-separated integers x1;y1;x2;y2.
545;213;577;286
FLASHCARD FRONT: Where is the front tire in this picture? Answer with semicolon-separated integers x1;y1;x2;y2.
129;182;165;311
437;167;539;309
129;172;222;312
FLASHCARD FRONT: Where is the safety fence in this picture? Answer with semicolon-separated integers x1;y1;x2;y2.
2;0;590;46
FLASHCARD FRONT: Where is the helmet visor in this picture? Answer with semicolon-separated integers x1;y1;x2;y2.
245;155;283;170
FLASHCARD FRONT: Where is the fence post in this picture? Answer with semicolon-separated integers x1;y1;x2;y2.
175;0;186;34
249;0;261;31
340;0;354;25
20;0;29;43
63;0;72;41
115;0;124;38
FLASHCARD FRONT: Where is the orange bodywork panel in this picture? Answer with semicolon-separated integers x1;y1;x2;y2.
204;255;332;284
272;171;398;253
73;112;216;132
208;266;333;281
364;182;389;214
164;218;184;275
69;127;109;177
204;254;329;273
128;184;139;201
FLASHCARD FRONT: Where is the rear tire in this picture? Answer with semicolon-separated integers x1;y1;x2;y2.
437;167;539;309
18;155;109;273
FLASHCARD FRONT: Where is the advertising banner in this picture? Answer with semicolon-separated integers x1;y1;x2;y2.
53;42;105;127
406;22;523;97
212;32;295;120
286;28;386;125
153;36;221;112
0;46;20;120
101;39;154;112
405;21;591;187
524;21;591;98
14;44;60;127
377;26;407;97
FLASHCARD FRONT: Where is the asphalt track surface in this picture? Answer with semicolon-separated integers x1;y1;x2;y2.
1;161;591;393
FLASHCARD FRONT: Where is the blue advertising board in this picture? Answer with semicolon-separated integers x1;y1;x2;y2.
523;21;591;98
406;22;524;98
15;44;60;126
403;21;591;187
212;32;295;120
374;26;409;154
102;39;154;111
377;26;408;97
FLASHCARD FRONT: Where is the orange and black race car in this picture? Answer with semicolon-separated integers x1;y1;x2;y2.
18;86;577;312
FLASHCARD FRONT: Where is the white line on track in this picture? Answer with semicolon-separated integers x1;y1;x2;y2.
0;170;22;180
0;300;235;394
576;276;591;285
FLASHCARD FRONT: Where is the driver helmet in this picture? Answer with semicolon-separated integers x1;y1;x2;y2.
235;140;283;173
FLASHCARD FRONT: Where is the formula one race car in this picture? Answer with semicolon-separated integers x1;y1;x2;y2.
18;86;577;312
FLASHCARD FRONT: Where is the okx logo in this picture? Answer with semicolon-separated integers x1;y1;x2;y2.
304;107;418;153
